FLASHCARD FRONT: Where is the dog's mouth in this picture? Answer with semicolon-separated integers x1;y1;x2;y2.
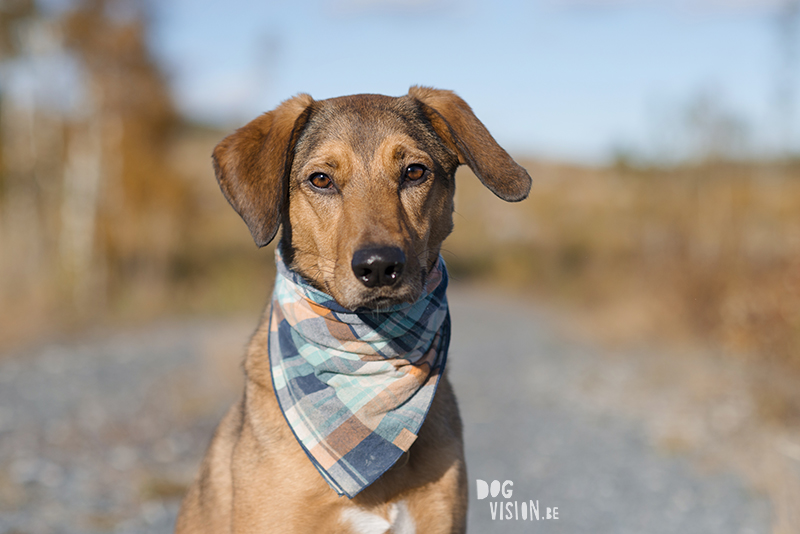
350;290;417;311
336;276;424;311
333;264;427;311
290;245;428;311
325;245;422;310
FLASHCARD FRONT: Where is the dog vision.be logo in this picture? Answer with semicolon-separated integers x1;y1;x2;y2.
476;479;559;521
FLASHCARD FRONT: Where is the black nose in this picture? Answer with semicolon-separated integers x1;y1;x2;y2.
351;246;406;288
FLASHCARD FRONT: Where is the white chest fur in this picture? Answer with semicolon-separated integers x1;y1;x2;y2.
341;501;416;534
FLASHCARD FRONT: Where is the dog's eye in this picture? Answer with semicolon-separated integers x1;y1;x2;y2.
309;173;333;190
404;164;427;183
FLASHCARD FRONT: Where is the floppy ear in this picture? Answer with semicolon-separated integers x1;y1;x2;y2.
408;86;531;202
212;94;314;247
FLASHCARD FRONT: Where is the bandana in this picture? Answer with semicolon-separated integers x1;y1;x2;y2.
268;251;450;498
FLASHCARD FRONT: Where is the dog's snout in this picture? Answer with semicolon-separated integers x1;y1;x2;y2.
351;246;406;288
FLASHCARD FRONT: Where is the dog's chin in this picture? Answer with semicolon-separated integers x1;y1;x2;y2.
293;261;427;311
333;283;422;312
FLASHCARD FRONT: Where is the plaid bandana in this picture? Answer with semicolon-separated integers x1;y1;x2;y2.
269;252;450;498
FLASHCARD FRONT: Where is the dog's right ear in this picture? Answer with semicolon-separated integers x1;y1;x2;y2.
212;94;314;247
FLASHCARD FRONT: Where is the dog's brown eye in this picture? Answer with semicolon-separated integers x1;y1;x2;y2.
309;173;333;190
404;164;427;182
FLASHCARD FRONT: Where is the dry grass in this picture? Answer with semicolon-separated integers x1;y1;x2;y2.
447;158;800;424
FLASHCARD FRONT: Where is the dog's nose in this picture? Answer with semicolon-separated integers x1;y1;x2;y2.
351;246;406;288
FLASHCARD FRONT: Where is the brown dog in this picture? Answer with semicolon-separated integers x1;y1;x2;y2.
175;87;531;534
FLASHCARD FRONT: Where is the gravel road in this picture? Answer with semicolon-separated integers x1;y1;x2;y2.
0;286;773;533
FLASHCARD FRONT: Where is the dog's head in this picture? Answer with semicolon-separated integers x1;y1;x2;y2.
213;86;531;310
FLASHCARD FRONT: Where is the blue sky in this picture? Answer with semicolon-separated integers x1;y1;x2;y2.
150;0;796;163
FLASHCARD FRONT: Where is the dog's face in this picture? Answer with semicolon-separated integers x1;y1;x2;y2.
213;87;531;310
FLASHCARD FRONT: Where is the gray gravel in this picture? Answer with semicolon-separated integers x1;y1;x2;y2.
0;287;772;533
447;288;771;533
0;321;241;534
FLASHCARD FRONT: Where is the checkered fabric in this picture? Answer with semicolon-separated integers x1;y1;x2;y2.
269;251;450;498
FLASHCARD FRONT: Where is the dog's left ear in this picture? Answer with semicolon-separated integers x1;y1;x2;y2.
408;86;531;202
212;94;314;247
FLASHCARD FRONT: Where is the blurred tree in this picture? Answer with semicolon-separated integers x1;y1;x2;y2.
0;0;36;59
638;89;751;165
60;0;186;310
0;0;61;322
776;0;800;155
0;0;190;341
683;91;750;162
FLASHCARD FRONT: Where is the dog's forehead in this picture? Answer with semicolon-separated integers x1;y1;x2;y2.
320;93;416;122
296;93;430;160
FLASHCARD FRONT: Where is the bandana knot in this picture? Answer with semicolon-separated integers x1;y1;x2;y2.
269;252;450;498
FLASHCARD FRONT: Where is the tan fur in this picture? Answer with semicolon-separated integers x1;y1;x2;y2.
176;87;530;533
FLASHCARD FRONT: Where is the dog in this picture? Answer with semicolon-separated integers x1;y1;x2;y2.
175;86;531;534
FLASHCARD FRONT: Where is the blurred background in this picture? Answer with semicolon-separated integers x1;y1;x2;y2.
0;0;799;533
